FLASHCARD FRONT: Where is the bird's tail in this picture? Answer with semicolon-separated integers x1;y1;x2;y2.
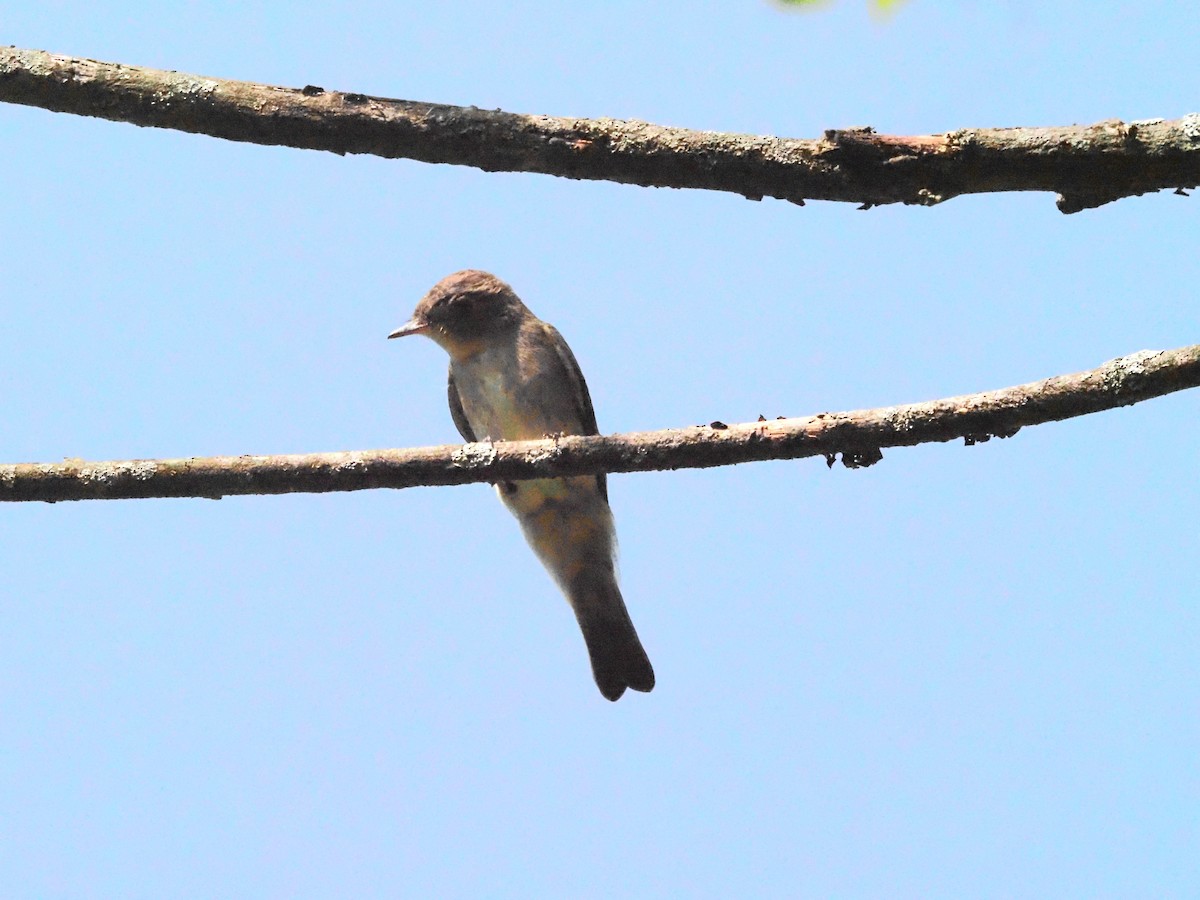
569;572;655;701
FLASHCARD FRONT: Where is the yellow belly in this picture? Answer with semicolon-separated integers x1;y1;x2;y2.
498;475;614;588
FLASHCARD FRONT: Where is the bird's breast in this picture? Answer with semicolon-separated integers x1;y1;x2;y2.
452;342;576;441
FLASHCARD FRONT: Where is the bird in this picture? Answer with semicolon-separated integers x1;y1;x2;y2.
388;270;655;701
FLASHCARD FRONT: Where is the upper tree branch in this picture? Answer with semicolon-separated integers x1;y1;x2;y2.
2;47;1198;212
2;346;1196;503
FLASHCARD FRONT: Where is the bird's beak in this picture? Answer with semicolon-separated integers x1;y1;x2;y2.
387;317;430;339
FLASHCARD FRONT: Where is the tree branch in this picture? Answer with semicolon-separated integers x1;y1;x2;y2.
2;347;1195;504
1;47;1198;212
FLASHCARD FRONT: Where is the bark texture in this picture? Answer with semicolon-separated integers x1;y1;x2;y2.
2;47;1198;212
2;347;1195;503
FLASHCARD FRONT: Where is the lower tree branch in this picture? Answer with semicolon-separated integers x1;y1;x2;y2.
2;346;1195;503
1;47;1198;211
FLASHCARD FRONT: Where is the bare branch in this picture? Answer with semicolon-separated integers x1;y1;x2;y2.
2;347;1196;504
1;47;1198;212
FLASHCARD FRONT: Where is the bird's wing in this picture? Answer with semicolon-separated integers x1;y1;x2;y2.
447;368;478;443
543;323;607;501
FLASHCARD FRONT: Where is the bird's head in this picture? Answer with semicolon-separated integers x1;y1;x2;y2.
388;270;528;356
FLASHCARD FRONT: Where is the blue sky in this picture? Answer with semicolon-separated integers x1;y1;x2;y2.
1;3;1197;897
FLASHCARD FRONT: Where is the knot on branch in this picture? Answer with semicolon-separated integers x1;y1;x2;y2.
824;447;884;469
963;427;1021;446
